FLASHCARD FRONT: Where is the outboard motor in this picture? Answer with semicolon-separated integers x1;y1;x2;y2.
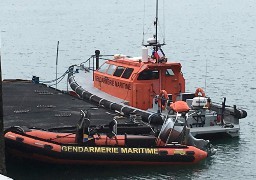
186;133;217;156
158;118;185;143
158;117;216;155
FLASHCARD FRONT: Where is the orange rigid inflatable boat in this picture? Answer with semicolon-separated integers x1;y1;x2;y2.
4;111;212;165
5;130;207;165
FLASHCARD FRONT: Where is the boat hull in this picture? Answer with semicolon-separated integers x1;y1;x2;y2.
68;65;247;138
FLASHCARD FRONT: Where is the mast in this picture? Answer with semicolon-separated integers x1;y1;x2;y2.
155;0;158;51
143;0;165;55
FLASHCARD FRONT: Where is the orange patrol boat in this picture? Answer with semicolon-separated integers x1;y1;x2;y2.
67;0;247;138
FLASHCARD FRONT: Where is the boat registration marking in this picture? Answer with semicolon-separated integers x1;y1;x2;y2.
61;146;158;155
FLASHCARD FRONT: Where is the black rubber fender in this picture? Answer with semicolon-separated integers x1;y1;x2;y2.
234;109;247;119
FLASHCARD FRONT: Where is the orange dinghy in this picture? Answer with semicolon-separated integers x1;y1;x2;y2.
4;111;213;165
5;130;207;165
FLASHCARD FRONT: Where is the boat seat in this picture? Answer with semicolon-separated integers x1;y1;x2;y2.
76;110;90;143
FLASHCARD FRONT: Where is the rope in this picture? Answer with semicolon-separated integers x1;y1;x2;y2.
39;69;69;84
38;53;120;89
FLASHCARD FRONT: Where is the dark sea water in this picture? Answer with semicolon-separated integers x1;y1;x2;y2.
1;0;256;179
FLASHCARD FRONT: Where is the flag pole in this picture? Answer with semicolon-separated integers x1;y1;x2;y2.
0;40;7;175
55;41;59;90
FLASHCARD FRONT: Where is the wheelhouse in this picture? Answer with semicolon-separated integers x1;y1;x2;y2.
93;57;185;110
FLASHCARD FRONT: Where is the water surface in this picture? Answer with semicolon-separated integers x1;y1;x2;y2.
1;0;256;179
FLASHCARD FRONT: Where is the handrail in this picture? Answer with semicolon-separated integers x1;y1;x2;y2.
79;55;114;71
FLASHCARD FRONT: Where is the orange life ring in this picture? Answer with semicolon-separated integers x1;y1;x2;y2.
195;88;206;97
158;90;169;110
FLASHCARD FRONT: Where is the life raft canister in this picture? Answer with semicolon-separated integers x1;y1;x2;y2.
195;88;206;97
158;90;169;110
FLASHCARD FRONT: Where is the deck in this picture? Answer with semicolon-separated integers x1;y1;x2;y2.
3;80;129;130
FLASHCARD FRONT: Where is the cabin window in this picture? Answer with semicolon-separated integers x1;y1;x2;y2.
106;64;117;75
166;69;174;76
121;68;134;79
98;63;109;73
113;66;125;77
137;70;159;80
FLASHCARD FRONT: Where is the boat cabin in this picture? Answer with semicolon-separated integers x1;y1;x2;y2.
93;55;185;110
